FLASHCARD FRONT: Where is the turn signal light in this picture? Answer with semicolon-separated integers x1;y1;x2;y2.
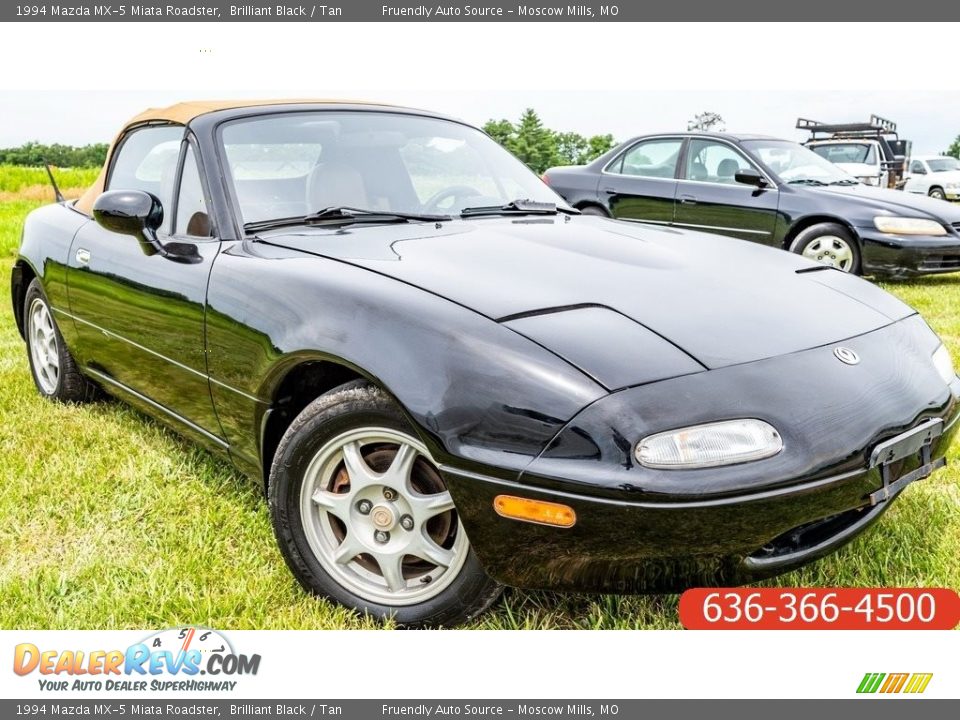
493;495;576;528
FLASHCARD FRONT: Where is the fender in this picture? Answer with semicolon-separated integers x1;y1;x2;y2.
203;239;607;482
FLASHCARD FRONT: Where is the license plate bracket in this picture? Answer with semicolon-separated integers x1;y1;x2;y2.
868;418;946;506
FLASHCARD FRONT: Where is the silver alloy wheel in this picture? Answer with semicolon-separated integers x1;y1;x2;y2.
801;235;855;272
299;427;468;606
930;188;946;200
28;297;59;394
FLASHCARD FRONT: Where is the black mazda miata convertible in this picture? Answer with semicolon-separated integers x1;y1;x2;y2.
11;101;959;626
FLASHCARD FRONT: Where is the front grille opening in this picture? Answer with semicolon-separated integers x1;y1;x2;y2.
750;507;869;560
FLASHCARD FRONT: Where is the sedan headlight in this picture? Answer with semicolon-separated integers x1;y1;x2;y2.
932;344;957;385
635;419;783;469
873;216;947;236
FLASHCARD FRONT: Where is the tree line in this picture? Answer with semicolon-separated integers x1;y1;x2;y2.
2;115;957;168
0;141;109;168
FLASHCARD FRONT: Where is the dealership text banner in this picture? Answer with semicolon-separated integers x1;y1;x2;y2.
2;0;957;22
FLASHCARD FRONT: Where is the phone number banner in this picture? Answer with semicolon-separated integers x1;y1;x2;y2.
2;0;957;22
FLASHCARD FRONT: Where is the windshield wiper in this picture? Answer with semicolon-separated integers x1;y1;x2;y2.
787;179;828;187
460;198;574;218
827;179;861;186
245;206;450;233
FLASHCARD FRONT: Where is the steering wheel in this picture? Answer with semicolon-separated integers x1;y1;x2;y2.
423;185;483;214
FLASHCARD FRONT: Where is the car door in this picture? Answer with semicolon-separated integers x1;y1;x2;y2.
67;126;225;443
600;137;682;224
673;138;780;245
906;159;929;194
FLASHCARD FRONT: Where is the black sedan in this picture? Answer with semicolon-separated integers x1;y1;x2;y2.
544;132;960;277
11;102;959;626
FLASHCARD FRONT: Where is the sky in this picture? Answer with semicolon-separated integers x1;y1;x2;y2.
1;89;957;155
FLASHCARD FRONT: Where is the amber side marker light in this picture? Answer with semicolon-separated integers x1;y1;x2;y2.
493;495;576;528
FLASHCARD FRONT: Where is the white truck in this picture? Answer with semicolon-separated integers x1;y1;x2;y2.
798;116;911;189
903;155;960;201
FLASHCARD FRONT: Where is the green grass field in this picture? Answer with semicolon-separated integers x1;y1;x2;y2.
0;168;958;630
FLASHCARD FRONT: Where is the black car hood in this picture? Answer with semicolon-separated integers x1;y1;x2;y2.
259;216;914;377
811;183;960;222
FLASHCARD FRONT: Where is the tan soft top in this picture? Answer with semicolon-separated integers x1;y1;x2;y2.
74;99;387;215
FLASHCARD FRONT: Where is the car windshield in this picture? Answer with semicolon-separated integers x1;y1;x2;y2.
220;111;567;225
927;157;960;172
744;139;857;185
809;142;876;165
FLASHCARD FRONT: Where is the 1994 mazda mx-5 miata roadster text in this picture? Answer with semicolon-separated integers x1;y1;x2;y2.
11;101;959;626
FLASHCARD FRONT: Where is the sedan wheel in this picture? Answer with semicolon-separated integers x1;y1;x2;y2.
929;187;946;201
269;380;502;626
800;235;855;271
789;222;861;275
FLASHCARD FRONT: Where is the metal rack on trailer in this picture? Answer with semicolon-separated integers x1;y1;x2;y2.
797;115;911;188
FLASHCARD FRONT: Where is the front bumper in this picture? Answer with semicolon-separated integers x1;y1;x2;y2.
858;227;960;276
441;316;960;593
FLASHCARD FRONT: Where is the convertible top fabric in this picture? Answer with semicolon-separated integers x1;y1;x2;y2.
73;99;388;216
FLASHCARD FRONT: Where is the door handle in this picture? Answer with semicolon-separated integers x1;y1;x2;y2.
75;248;91;266
679;195;697;205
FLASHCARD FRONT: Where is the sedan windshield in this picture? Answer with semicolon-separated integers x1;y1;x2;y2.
928;157;960;172
743;139;858;186
220;111;568;226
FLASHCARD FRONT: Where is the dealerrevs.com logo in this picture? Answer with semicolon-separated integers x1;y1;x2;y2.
13;628;261;692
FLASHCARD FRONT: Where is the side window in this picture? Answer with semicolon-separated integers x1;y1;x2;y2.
911;161;927;174
616;139;682;179
175;145;213;237
107;125;185;232
685;139;757;184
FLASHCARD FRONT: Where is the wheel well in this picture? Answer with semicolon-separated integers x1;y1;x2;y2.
11;260;36;339
574;201;610;216
260;360;364;493
782;215;859;251
929;185;944;193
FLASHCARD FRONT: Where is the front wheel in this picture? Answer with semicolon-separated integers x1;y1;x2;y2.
789;223;861;274
268;380;502;627
929;187;946;201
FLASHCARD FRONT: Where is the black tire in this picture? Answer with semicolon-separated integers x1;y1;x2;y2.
579;205;609;217
23;279;97;403
788;222;861;275
268;380;502;627
929;187;946;201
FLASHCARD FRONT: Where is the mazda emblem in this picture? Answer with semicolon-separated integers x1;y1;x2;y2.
834;347;860;365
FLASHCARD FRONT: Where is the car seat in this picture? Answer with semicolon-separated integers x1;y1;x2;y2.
717;158;740;183
306;161;370;211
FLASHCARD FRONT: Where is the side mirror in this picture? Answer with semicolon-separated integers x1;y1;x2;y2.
734;168;769;188
93;190;164;256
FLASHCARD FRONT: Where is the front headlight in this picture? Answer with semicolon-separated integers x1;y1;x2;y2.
873;216;947;236
635;419;783;469
945;182;960;189
932;344;957;385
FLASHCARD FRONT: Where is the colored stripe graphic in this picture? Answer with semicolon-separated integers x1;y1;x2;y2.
903;673;933;694
857;672;932;694
880;673;908;693
857;673;885;693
